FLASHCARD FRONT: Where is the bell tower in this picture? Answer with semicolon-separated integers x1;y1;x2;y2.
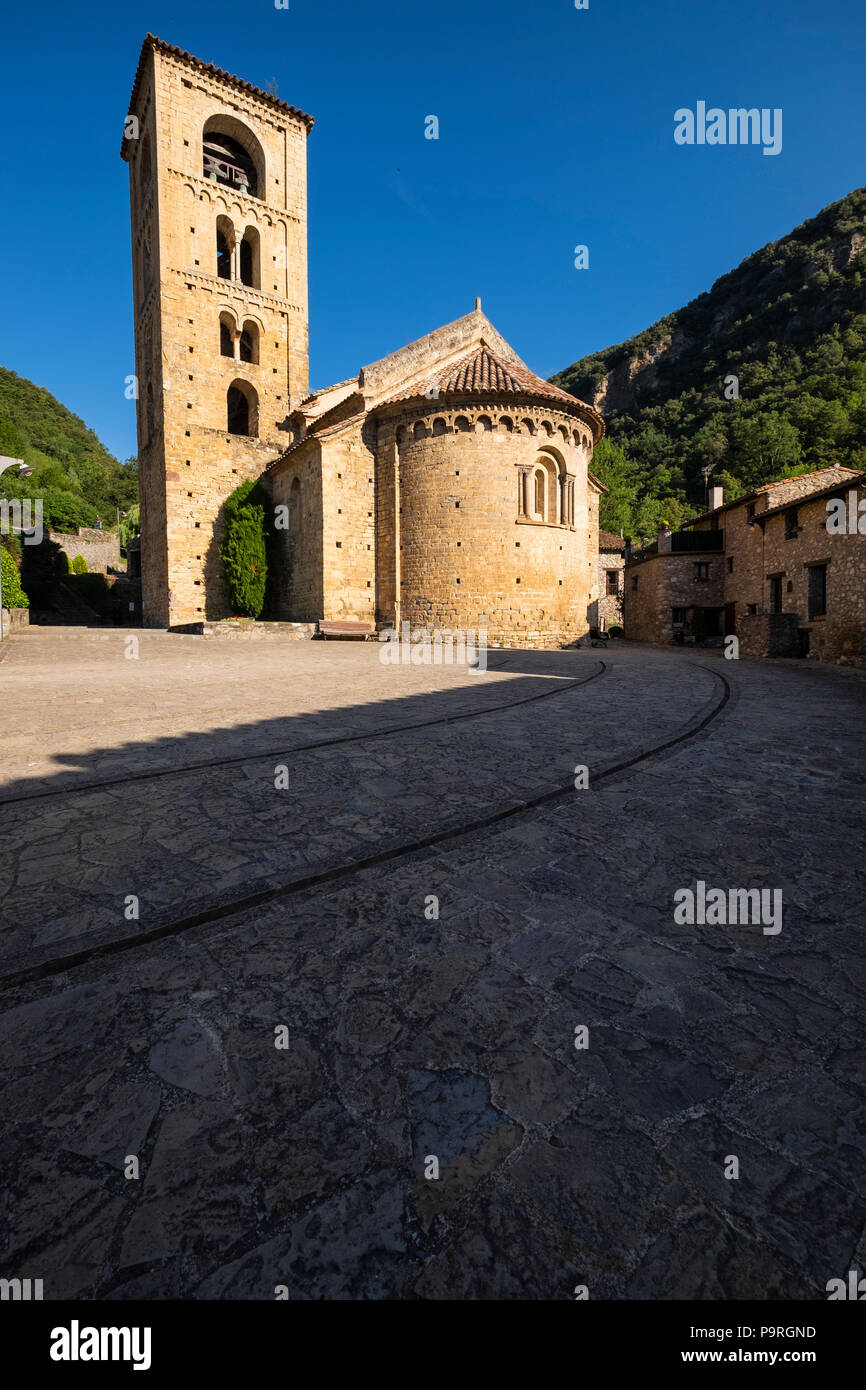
122;35;313;626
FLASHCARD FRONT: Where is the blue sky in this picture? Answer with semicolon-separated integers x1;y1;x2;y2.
1;0;863;461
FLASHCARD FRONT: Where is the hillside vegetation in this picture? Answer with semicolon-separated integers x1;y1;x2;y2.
0;367;138;532
553;187;866;537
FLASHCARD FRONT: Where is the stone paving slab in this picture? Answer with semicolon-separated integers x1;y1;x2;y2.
0;630;865;1299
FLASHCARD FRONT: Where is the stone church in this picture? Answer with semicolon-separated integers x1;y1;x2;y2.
123;35;605;646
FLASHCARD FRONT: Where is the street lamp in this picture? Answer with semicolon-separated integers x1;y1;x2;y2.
0;459;34;642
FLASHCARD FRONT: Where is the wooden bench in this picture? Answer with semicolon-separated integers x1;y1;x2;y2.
317;620;376;641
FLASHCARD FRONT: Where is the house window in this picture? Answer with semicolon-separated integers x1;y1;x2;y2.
727;556;734;573
769;575;783;614
694;562;710;582
606;570;618;595
785;508;799;540
807;564;827;619
671;607;686;625
746;503;756;523
747;603;758;616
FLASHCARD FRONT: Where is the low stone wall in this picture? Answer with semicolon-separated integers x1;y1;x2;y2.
1;606;29;637
50;529;121;575
177;620;318;641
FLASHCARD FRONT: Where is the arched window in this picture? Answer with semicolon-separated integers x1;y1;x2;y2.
534;469;546;519
432;417;447;436
476;414;493;432
289;476;301;532
529;454;563;523
240;320;259;364
454;416;471;432
413;421;427;441
220;312;236;358
227;381;258;437
240;227;260;288
202;131;259;197
216;216;234;280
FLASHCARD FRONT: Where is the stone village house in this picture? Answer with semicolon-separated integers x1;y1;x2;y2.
592;531;625;631
623;466;866;664
122;36;607;648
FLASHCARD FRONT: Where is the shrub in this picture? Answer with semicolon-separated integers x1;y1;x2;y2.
71;554;89;574
220;479;273;619
0;545;28;608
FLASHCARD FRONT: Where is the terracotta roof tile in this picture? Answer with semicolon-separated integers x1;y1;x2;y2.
381;345;600;418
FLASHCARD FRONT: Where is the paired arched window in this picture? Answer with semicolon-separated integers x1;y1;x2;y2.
214;219;260;288
227;381;258;437
220;313;259;363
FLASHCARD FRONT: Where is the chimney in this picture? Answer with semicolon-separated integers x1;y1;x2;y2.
708;484;724;511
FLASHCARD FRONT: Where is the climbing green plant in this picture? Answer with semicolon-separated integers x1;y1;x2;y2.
220;478;274;619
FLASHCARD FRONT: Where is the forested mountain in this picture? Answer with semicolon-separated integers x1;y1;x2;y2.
0;367;137;532
553;187;866;537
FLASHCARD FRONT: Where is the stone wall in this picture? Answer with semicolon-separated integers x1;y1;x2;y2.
756;490;866;663
624;551;725;643
1;607;29;637
50;529;121;575
738;613;800;659
377;401;597;648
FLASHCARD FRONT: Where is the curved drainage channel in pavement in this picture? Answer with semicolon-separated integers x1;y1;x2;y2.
0;657;607;808
0;664;730;993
